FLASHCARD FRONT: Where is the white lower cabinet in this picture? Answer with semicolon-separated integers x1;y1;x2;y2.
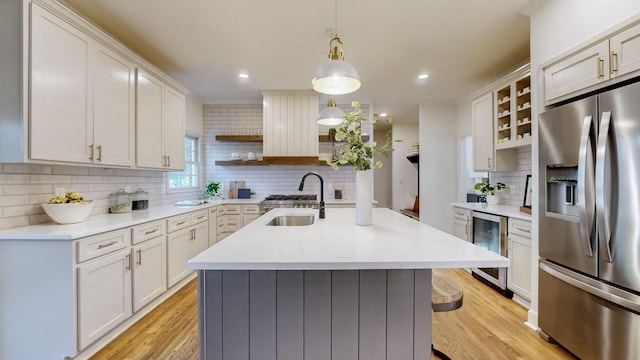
452;207;472;242
132;236;167;312
77;248;132;350
507;218;532;302
208;206;218;247
167;211;208;287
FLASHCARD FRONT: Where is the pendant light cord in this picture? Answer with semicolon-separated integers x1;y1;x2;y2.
334;0;338;36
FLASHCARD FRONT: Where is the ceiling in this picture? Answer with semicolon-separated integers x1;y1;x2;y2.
61;0;531;123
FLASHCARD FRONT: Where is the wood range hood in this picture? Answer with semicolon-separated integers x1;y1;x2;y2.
261;91;319;165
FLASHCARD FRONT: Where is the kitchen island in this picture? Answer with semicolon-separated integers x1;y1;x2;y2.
188;207;508;360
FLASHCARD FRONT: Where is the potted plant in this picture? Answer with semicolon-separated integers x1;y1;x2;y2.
326;101;396;225
204;181;222;200
474;181;506;205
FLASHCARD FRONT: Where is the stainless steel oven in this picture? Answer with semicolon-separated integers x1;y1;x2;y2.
471;211;511;297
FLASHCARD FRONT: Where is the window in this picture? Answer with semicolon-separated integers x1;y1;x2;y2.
168;135;200;191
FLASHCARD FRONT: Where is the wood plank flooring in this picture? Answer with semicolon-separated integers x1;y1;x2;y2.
90;269;576;360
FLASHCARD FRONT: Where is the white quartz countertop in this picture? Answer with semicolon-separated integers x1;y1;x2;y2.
0;199;258;240
187;208;509;271
450;202;531;221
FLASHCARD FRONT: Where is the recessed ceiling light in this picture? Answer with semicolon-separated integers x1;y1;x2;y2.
417;74;429;80
238;73;250;79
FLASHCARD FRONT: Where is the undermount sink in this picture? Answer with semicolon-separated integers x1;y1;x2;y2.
175;200;210;206
267;215;315;226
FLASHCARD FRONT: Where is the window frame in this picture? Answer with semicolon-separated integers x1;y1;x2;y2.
167;134;201;193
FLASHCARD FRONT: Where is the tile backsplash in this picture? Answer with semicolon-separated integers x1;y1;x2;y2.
0;163;200;230
491;147;532;207
202;103;363;201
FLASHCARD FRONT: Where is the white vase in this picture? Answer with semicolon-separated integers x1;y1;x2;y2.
486;194;499;205
355;169;373;226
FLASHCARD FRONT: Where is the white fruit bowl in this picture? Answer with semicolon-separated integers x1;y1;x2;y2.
42;201;94;224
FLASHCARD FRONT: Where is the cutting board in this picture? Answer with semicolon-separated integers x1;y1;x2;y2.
228;181;245;199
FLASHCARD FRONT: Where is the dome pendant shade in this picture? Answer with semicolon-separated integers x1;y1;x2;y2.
317;99;345;125
312;35;361;95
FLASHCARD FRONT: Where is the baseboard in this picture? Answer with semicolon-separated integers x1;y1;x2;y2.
526;309;539;330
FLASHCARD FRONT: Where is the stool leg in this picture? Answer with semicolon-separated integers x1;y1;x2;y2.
432;343;452;360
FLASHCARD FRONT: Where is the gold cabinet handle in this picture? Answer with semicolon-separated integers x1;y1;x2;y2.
177;220;187;226
610;51;618;73
136;249;142;265
167;156;171;168
125;253;131;271
89;144;94;160
144;228;159;235
97;240;118;249
515;226;531;233
96;145;102;161
162;155;168;167
597;56;605;78
197;215;205;220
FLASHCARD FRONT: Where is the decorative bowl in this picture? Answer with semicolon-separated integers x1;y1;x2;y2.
42;201;94;224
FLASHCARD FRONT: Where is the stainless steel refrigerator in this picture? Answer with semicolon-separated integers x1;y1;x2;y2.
539;80;640;360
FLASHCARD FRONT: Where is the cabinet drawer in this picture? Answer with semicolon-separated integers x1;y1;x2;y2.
190;210;208;225
224;204;242;215
243;214;259;226
243;204;260;214
167;214;192;233
453;207;471;221
225;214;242;232
509;218;532;238
77;228;130;263
131;220;165;245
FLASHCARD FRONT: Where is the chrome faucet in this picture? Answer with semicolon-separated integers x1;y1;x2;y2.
298;171;325;219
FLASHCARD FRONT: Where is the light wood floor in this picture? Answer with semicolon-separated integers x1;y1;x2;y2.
90;269;576;360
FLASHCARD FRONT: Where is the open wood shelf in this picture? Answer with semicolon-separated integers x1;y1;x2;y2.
214;160;268;166
215;135;263;142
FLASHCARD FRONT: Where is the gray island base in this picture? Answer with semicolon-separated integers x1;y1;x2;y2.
199;269;430;359
188;208;508;360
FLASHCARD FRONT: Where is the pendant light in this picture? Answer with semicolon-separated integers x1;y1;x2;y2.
317;98;345;125
312;0;361;95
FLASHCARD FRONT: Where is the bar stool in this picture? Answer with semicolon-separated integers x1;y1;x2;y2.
432;269;464;360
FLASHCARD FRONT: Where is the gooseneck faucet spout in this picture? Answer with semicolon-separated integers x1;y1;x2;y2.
298;171;325;219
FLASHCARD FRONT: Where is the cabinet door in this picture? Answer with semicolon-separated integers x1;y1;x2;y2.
243;214;259;226
77;249;132;350
167;228;192;287
544;40;609;104
507;234;532;301
190;222;209;258
136;70;164;169
208;207;218;247
132;236;167;312
453;219;469;241
472;93;494;171
92;44;135;166
610;23;640;78
163;86;186;170
30;3;91;163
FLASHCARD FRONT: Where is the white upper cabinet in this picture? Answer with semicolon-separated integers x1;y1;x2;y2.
0;0;185;168
472;93;495;171
91;44;135;166
544;40;609;104
136;69;185;171
610;24;640;78
262;91;319;162
30;3;135;166
30;3;91;164
544;22;640;105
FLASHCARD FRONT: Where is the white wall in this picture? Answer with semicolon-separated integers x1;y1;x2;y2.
418;101;457;232
391;124;419;210
373;128;392;208
527;0;640;329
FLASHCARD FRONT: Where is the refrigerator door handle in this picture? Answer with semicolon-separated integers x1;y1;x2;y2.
596;111;613;262
577;115;595;257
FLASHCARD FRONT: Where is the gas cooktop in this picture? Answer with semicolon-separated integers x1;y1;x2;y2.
263;194;318;201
